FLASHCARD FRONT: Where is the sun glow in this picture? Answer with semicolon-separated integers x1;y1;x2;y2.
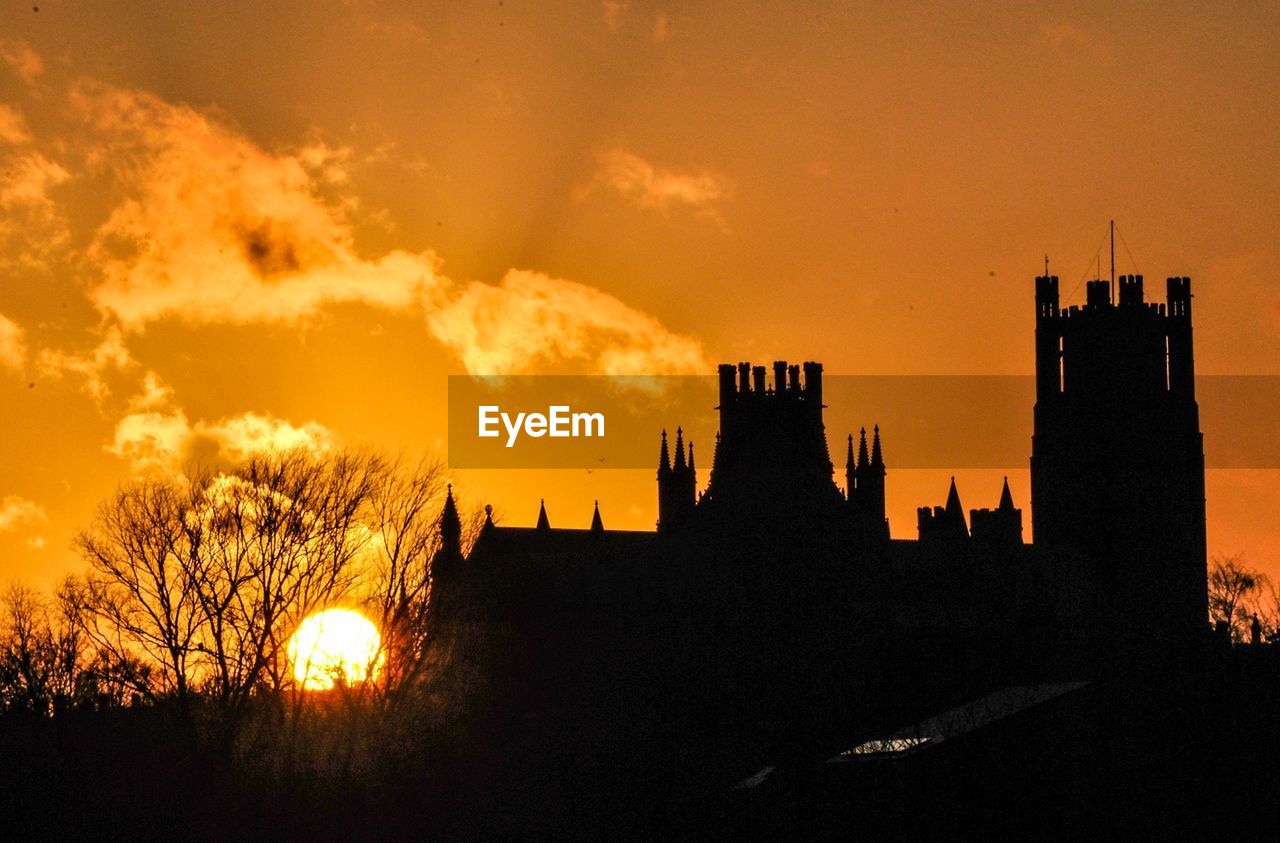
287;608;384;691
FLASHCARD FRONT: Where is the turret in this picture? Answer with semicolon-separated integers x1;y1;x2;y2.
718;364;736;409
658;427;697;532
1085;279;1111;308
700;358;844;520
970;476;1023;546
847;426;888;538
1167;276;1195;399
1118;273;1144;307
1035;275;1061;402
803;361;823;405
865;425;887;531
844;434;856;500
431;485;466;623
439;483;462;556
917;477;968;541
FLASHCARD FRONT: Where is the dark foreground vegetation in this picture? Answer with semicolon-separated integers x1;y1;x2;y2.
2;450;1279;837
2;632;1280;838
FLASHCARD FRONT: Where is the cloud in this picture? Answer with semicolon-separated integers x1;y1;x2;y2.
0;40;44;86
10;78;707;387
37;327;136;400
428;268;707;375
0;111;71;266
601;1;627;31
0;495;47;532
110;409;194;474
110;404;337;475
0;311;24;371
106;370;336;473
586;148;729;216
200;413;336;462
0;103;32;145
73;82;445;329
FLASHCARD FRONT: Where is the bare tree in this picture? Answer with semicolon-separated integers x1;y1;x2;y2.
73;479;203;705
0;583;56;714
1207;553;1269;643
362;456;445;709
0;580;106;714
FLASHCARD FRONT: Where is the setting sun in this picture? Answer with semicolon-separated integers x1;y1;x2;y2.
287;608;384;691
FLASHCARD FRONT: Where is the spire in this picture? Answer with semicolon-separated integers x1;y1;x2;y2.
998;476;1014;510
871;424;884;467
439;483;462;550
687;441;695;470
483;503;494;529
590;500;603;532
536;499;550;530
945;477;963;516
673;427;687;471
658;429;671;474
857;427;870;470
846;434;855;470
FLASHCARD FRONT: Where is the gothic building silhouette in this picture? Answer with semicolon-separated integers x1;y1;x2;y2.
434;272;1210;685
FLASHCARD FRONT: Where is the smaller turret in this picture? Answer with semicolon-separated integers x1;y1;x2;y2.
970;477;1024;546
439;484;462;556
918;477;969;542
657;427;697;532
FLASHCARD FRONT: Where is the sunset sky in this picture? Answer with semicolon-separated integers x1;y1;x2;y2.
2;1;1280;589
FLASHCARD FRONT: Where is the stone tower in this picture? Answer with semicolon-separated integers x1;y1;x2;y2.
1031;273;1207;640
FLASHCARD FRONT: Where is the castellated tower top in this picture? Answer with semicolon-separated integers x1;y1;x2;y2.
717;360;823;409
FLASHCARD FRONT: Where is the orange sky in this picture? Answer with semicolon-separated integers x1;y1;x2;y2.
2;1;1280;589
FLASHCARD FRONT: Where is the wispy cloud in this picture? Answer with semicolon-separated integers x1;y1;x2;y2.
0;103;32;145
73;82;444;330
429;269;707;376
585;148;729;218
0;495;47;532
0;101;70;267
601;1;628;32
0;40;44;86
37;327;136;401
111;402;337;476
0;311;24;372
104;368;336;473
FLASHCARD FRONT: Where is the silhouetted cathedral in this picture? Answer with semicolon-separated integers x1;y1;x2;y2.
438;270;1211;701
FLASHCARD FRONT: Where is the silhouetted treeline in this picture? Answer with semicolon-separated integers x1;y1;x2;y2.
0;449;488;769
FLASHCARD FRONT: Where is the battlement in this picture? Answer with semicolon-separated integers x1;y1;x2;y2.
1086;279;1111;307
1035;270;1196;401
1035;275;1059;320
717;360;823;407
1167;276;1192;318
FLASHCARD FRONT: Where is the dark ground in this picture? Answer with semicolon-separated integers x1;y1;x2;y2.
2;645;1279;840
